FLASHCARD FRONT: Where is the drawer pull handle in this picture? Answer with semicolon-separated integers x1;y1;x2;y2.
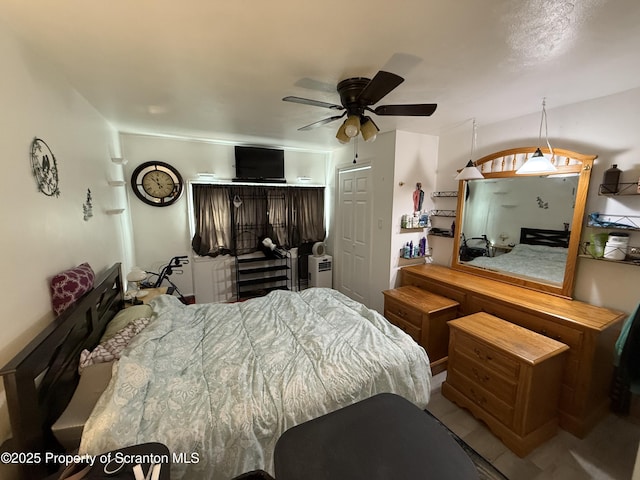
470;388;487;406
397;310;405;317
473;347;493;361
472;367;490;383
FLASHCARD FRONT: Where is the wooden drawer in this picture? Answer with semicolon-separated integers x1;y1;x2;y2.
453;330;520;380
383;297;422;328
468;295;581;388
447;367;515;427
453;350;518;403
384;311;421;343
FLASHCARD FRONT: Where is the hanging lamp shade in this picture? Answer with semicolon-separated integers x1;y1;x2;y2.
455;160;484;180
516;148;557;174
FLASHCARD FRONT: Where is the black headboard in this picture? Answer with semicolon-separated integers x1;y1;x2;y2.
0;263;123;479
520;228;570;248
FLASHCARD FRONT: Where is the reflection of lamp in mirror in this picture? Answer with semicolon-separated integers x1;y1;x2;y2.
517;98;557;175
455;119;484;181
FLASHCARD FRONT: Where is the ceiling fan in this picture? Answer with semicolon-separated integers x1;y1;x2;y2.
283;70;437;143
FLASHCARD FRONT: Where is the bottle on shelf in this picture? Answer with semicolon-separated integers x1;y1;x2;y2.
601;164;622;194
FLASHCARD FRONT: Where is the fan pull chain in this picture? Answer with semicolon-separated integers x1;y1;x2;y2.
353;137;358;164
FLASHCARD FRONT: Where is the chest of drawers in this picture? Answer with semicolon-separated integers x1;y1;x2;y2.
443;313;569;457
401;264;625;438
382;286;459;374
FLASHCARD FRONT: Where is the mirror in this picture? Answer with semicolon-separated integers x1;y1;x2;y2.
451;147;595;298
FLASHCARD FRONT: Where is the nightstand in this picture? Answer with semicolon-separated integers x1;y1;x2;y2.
443;312;568;457
382;286;459;374
125;287;168;306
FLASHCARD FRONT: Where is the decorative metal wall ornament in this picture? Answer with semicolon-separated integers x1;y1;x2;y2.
30;137;60;197
536;196;549;209
83;189;93;221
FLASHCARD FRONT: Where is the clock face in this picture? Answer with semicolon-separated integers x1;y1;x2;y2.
131;161;183;207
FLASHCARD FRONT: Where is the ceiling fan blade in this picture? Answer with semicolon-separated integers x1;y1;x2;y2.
298;113;346;131
356;71;404;106
283;96;344;110
372;103;438;116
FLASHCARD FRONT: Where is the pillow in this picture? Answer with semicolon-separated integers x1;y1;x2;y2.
79;317;151;373
100;304;153;342
51;361;114;451
49;263;95;315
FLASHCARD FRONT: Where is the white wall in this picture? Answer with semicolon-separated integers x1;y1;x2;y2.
391;131;439;287
437;88;640;314
0;20;125;468
120;133;329;300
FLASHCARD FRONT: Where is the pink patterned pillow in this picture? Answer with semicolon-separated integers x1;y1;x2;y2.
49;263;95;315
78;317;151;373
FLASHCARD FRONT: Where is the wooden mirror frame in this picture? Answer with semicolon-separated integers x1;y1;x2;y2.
451;146;595;298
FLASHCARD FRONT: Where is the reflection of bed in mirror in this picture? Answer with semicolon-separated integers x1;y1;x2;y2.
465;227;570;285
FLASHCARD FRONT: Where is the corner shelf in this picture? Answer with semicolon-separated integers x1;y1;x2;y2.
586;214;640;231
429;209;456;217
431;191;458;198
401;227;426;233
579;242;640;266
398;255;431;266
598;183;640;196
105;208;125;215
428;228;454;238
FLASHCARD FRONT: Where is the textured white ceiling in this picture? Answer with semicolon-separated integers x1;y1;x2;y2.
2;0;639;151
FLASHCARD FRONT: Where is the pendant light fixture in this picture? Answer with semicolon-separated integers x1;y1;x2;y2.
455;119;484;181
517;98;557;175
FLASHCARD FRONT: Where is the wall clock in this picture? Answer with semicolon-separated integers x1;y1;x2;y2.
30;137;60;197
131;161;184;207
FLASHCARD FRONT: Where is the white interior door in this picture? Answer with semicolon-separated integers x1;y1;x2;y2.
336;165;372;306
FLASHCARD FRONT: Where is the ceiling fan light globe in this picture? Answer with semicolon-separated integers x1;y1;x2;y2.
344;115;361;138
360;117;379;142
336;122;350;143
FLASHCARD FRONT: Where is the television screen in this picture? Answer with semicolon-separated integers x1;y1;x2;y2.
234;146;285;183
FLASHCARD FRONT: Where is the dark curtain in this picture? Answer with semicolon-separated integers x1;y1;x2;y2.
233;186;268;255
191;185;232;256
291;187;326;243
191;184;325;257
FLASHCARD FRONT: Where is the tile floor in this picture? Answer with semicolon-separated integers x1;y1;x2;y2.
428;371;640;480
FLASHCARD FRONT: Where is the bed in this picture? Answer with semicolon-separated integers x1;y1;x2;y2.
465;228;570;285
1;263;431;480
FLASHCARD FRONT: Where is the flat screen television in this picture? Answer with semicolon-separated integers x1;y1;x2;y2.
234;146;286;183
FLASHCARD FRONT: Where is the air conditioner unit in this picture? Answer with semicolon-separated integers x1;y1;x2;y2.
308;255;332;288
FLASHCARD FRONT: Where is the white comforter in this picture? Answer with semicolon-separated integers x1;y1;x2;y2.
467;243;568;285
79;288;431;480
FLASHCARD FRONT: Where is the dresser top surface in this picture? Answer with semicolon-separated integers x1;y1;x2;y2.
382;286;459;312
403;264;626;331
450;312;570;364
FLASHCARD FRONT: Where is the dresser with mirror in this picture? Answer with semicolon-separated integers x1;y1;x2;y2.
400;147;626;438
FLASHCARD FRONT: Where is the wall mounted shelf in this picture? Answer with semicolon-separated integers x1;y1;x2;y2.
598;183;640;196
108;180;126;186
431;191;458;198
586;214;640;231
429;209;456;217
105;208;125;215
579;241;640;266
111;157;128;165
